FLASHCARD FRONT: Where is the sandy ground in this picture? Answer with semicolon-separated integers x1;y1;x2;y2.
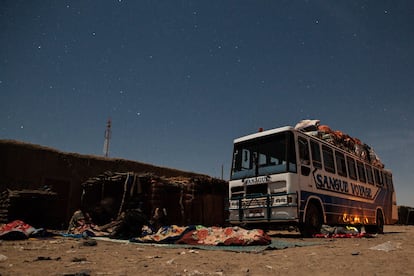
0;225;413;276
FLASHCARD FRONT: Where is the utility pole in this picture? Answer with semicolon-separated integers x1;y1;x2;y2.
103;118;111;157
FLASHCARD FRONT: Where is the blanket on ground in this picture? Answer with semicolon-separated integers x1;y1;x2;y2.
0;220;36;240
177;226;271;246
132;225;271;246
132;225;194;243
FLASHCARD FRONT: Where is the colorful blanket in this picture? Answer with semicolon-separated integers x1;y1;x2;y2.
0;220;36;240
132;225;194;243
66;210;109;237
133;225;271;246
177;226;271;246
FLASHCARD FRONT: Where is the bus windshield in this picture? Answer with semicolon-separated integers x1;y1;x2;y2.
231;131;296;180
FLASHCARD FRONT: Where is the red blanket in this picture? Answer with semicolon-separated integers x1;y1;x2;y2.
0;220;36;240
177;226;271;246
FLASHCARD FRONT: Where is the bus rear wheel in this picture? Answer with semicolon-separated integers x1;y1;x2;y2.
375;210;384;234
377;211;384;234
300;203;322;238
365;210;384;234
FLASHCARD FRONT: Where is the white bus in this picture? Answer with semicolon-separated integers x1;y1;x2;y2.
228;124;398;237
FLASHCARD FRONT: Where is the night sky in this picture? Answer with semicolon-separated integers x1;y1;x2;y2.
1;1;413;206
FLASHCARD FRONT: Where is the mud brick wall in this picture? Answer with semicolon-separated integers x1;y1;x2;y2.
81;173;228;227
0;140;227;228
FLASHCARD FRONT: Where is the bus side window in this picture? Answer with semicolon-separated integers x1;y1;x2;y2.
381;171;386;189
374;168;383;187
298;137;310;165
357;161;366;183
366;164;374;184
346;156;357;180
335;151;347;177
310;141;322;169
385;173;394;191
298;137;311;176
322;145;335;173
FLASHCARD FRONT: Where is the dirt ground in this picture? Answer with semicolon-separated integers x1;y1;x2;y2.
0;225;413;276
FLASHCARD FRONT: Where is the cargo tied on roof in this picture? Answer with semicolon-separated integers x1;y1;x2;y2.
295;119;384;168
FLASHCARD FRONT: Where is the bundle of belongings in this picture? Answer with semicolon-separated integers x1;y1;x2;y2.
295;119;384;168
0;220;43;240
133;225;272;246
66;210;109;237
313;224;374;238
66;209;271;246
66;208;148;239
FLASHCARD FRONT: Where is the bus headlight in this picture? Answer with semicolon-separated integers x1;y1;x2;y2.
273;196;287;205
287;194;297;205
230;200;239;209
272;194;297;206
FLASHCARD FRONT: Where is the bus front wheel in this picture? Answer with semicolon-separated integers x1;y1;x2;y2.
300;203;322;238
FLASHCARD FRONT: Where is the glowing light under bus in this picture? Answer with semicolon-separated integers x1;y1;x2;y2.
341;213;370;224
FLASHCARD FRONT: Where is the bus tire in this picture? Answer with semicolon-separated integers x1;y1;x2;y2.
376;210;384;234
366;210;384;234
300;203;322;238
